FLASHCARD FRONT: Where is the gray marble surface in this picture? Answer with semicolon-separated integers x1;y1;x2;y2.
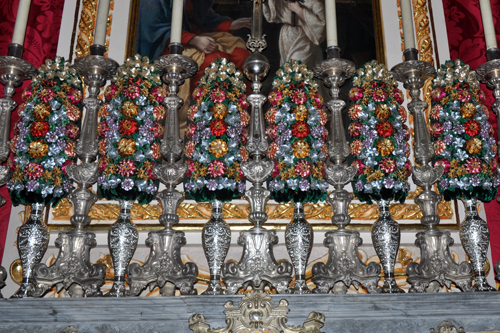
0;292;499;332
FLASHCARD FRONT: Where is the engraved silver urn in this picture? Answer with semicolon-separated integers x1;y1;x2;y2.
460;198;496;291
372;199;404;293
105;200;138;297
285;202;313;294
202;199;231;295
11;203;49;298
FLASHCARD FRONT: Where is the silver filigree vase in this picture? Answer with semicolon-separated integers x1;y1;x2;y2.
460;198;495;291
285;202;313;293
11;203;49;298
202;199;231;295
106;200;138;297
371;199;404;293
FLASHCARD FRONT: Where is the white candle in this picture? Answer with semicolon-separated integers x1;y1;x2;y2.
479;0;498;50
94;0;110;46
11;0;32;46
400;0;416;50
170;0;184;44
325;0;338;47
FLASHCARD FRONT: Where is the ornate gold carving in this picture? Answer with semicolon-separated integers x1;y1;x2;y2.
51;192;454;222
74;0;114;59
413;0;433;65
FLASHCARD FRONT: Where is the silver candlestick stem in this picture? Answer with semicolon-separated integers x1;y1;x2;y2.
0;51;36;207
127;51;198;296
202;199;231;295
222;28;292;293
34;51;118;297
311;54;381;294
391;59;473;292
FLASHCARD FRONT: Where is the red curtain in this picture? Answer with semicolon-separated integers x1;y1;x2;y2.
0;0;66;263
443;0;500;267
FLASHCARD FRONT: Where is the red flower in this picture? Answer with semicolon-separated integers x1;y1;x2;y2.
272;160;280;178
348;121;362;137
376;121;394;137
150;122;164;139
186;123;197;139
67;88;83;104
119;118;139;136
291;89;307;105
66;123;80;139
210;119;228;137
97;120;109;138
104;84;117;101
430;122;443;138
124;84;140;99
394;89;404;104
349;87;363;101
431;86;446;102
464;119;481;137
268;90;282;106
352;159;365;176
372;88;387;102
30;120;50;138
266;123;278;140
434;159;450;174
38;88;54;103
291;121;310;138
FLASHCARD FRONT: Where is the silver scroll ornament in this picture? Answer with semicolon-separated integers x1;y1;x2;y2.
371;199;404;293
460;199;496;291
285;202;313;294
202;199;231;295
105;200;138;297
11;203;49;298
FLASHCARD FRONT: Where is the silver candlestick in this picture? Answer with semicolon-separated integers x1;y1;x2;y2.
34;46;118;297
311;53;381;294
202;199;231;295
127;49;198;296
12;203;49;298
0;45;36;206
222;19;293;293
392;56;473;292
285;202;313;294
105;200;138;297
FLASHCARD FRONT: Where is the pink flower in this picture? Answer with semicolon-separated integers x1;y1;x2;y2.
433;140;446;155
208;160;226;177
187;105;198;121
265;107;278;123
458;89;471;103
431;86;446;102
210;88;226;103
184;141;195;158
267;142;278;159
380;158;396;174
295;160;311;177
465;157;482;174
117;159;137;177
393;89;404;104
434;158;450;174
372;88;387;102
430;105;442;120
124;84;140;99
349;87;363;101
25;163;43;180
291;89;307;105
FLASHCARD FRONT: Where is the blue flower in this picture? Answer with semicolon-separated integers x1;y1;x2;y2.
41;184;54;198
146;184;158;194
453;137;465;148
287;179;299;190
50;100;61;110
108;175;121;189
41;158;56;170
456;149;468;161
137;95;147;106
284;154;295;165
53;186;64;197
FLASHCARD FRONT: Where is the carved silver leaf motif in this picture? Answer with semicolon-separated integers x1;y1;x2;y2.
285;202;313;294
189;291;325;333
430;321;466;333
246;35;267;53
202;200;231;295
73;55;118;90
106;201;138;297
371;200;404;293
66;162;100;188
0;56;37;88
460;199;496;291
153;162;187;187
12;204;49;298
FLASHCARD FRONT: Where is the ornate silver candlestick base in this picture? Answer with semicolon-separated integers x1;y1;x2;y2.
11;203;49;298
202;200;231;295
127;53;198;296
372;200;404;293
0;265;6;298
392;59;473;292
285;202;313;294
460;199;495;291
34;53;118;297
105;200;138;297
222;52;292;294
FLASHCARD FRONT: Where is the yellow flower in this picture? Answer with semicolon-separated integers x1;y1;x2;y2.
121;101;139;117
376;138;394;157
41;169;53;183
466;138;482;155
367;169;383;182
211;103;228;119
12;165;23;182
440;96;450;106
33;104;51;120
374;104;391;120
28;141;48;159
364;166;373;177
292;140;310;159
104;164;116;177
293;104;308;121
209;139;228;158
117;138;136;156
460;102;476;118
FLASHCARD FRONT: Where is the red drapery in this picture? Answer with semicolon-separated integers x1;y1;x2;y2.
443;0;500;267
0;0;65;263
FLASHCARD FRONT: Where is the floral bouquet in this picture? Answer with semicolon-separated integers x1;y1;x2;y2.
183;58;248;202
8;57;82;207
97;55;163;204
348;60;411;204
266;60;329;203
430;59;499;202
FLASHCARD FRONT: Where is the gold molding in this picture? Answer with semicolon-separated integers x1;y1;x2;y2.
372;0;386;66
125;0;141;60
